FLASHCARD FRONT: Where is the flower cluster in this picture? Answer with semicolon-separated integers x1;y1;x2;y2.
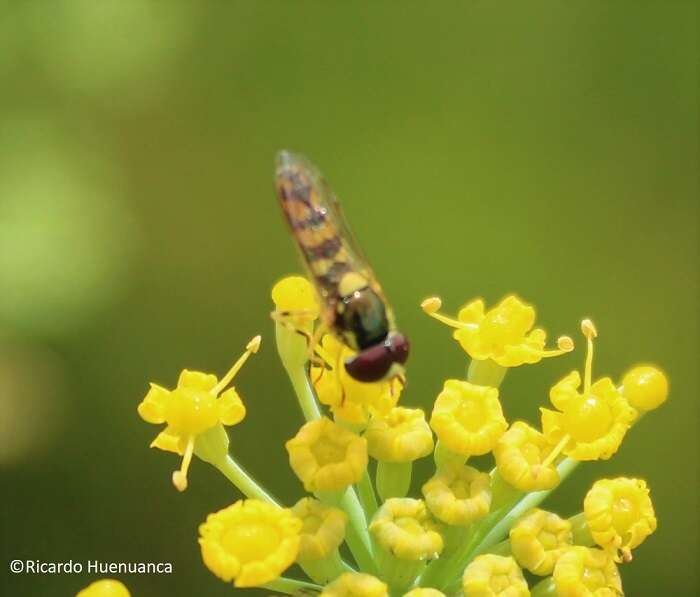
120;276;667;597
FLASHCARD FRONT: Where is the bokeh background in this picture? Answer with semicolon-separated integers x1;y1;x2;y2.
0;2;697;596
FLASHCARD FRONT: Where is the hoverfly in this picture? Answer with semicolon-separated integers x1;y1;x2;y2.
275;150;409;383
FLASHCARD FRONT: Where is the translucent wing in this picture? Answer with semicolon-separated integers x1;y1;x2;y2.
275;151;385;303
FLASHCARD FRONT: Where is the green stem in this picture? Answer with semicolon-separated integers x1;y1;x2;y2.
318;488;378;575
442;457;579;594
569;512;594;546
467;358;507;387
489;470;522;511
357;469;379;519
434;440;466;469
419;501;513;590
376;460;412;501
376;545;426;595
471;458;579;558
263;576;323;595
289;366;322;421
485;538;512;556
299;549;353;584
530;577;557;597
211;454;280;505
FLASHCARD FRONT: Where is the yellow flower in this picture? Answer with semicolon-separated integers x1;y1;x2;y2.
430;380;507;457
462;554;529;597
365;407;434;462
291;497;347;561
509;509;573;576
540;320;636;462
553;546;622;597
286;417;368;492
320;572;389;597
422;463;491;526
198;499;301;588
271;276;320;372
422;295;573;367
137;335;260;491
584;477;657;562
493;422;560;492
271;275;320;322
403;590;446;597
76;580;130;597
369;498;444;560
621;365;669;413
312;334;402;425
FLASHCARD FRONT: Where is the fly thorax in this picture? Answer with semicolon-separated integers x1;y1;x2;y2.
337;283;389;351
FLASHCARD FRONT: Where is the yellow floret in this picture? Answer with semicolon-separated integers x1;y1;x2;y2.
621;365;669;412
286;417;368;492
76;579;130;597
291;497;347;561
365;407;434;462
422;463;491;526
430;380;508;457
271;275;320;320
493;422;560;492
540;321;636;462
422;294;572;367
541;372;636;461
584;477;657;562
553;546;622;597
509;509;572;575
320;572;389;597
137;336;258;491
198;499;301;588
369;498;444;561
462;554;530;597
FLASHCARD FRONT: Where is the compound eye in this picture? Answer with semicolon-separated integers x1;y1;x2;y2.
344;345;394;383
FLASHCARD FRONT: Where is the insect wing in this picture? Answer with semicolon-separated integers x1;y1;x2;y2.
275;151;385;303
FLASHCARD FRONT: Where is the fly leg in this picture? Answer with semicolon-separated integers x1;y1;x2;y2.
270;309;329;375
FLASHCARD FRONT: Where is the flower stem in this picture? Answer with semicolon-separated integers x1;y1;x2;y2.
356;469;379;519
318;488;378;575
299;549;353;584
569;512;594;546
212;454;280;506
340;488;378;574
376;461;412;501
434;440;466;469
376;545;425;594
441;457;579;594
530;577;557;597
483;537;512;556
288;366;322;421
470;458;579;558
263;576;323;595
467;358;506;387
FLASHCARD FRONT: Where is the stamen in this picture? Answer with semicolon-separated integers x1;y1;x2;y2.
581;319;597;394
537;336;575;359
557;335;575;352
421;297;478;330
172;435;195;492
421;297;443;314
211;335;262;396
540;433;571;468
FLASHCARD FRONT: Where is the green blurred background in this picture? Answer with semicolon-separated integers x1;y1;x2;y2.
0;2;697;596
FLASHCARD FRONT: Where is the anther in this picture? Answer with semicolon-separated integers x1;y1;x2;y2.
421;297;443;314
581;319;598;339
557;336;575;352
